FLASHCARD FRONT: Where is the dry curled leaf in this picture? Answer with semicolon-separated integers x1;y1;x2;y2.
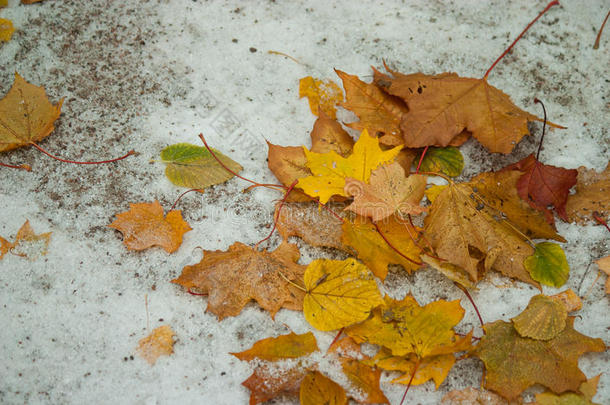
0;73;63;152
344;161;427;221
108;201;191;253
472;317;605;401
299;76;343;119
374;69;544;154
231;332;318;362
503;154;578;223
336;69;408;146
136;325;175;365
172;241;305;319
298;129;401;204
303;258;383;331
0;220;51;260
566;163;610;224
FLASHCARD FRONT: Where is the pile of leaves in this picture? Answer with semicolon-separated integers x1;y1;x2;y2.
1;1;608;404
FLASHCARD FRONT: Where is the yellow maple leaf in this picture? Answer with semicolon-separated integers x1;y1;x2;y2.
231;332;318;362
136;325;176;365
300;371;348;405
298;129;401;204
303;258;383;331
299;76;343;119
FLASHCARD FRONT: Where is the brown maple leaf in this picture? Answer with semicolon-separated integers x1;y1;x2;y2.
172;241;305;319
136;325;176;365
566;163;609;224
373;69;544;153
472;317;605;401
242;364;307;405
344;161;427;221
0;73;63;152
108;201;191;253
502;154;577;223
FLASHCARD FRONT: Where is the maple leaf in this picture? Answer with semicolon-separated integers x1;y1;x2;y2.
373;69;543;153
566;163;609;224
335;69;408;146
275;202;346;251
309;111;354;156
136;325;175;365
441;387;507;405
0;18;14;42
503;154;578;223
298;129;401;204
242;365;307;405
172;241;305;319
596;256;610;295
344;162;427;221
534;375;601;405
342;215;422;280
525;242;570;288
0;73;63;152
423;177;538;286
299;76;343;119
300;371;348;405
0;220;51;261
511;294;568;341
108;201;191;253
472;317;605;401
231;332;318;361
160;143;242;189
303;258;383;331
418;146;464;178
340;357;390;404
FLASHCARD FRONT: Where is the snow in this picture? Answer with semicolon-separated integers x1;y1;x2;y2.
0;0;608;404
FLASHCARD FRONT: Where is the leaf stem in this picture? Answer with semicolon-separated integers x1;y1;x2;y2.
593;212;610;233
455;283;484;329
593;10;610;49
415;146;429;174
30;142;135;164
483;1;560;79
399;357;420;405
255;180;298;249
277;270;307;292
534;98;547;161
0;161;31;171
170;188;204;211
373;222;422;266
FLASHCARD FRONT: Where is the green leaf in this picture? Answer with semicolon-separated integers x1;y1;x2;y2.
525;242;569;287
419;147;464;177
160;143;242;189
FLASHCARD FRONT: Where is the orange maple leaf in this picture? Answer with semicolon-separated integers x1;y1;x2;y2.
171;242;305;319
299;76;343;119
108;201;191;253
136;325;176;365
0;220;51;260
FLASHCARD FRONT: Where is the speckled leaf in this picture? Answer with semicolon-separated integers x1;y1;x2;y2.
525;242;569;288
419;146;464;177
511;294;567;340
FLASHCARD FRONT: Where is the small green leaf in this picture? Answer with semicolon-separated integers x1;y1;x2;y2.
525;242;569;287
160;143;242;189
419;147;464;177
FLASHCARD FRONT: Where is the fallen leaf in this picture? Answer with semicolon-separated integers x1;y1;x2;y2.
395;148;418;174
344;161;427;222
423;178;538;286
342;215;422;280
0;220;52;260
511;294;568;341
22;0;45;4
534;375;601;405
299;76;343;119
0;1;7;8
524;242;570;288
309;111;354;156
566;163;610;224
595;256;610;294
472;317;605;401
160;142;242;189
266;142;311;202
340;357;390;404
550;289;582;313
303;258;383;331
275;202;345;251
136;325;175;365
336;69;408;146
242;364;306;405
0;73;63;152
346;295;470;359
0;18;14;42
298;129;401;204
441;387;507;405
172;241;305;319
374;69;542;153
300;371;348;405
231;332;318;361
503;154;578;223
418;146;464;177
108;201;191;253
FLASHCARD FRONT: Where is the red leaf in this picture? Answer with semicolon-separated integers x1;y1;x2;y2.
503;154;577;223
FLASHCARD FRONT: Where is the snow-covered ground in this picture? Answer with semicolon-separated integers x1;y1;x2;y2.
0;0;607;404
